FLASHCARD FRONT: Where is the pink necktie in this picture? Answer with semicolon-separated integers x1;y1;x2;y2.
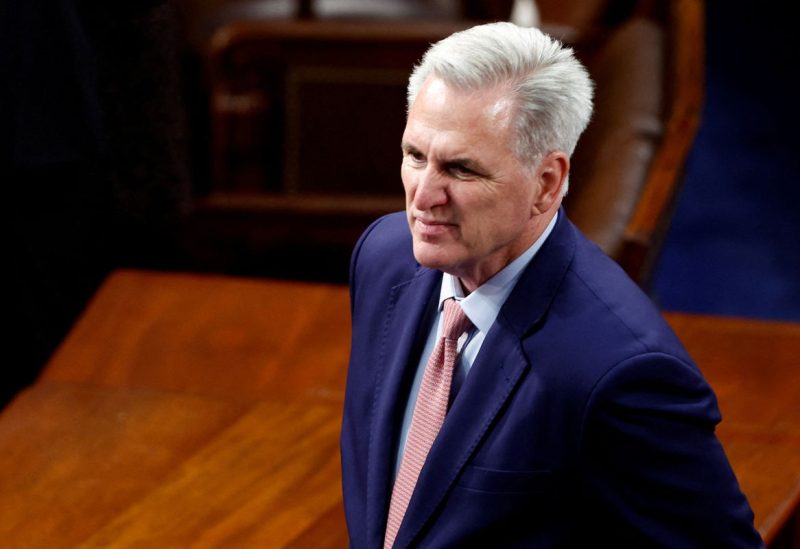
384;298;472;548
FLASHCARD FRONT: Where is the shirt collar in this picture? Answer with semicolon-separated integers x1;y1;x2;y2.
438;211;558;334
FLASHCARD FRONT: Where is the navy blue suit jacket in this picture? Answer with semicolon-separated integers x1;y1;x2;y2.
341;210;762;548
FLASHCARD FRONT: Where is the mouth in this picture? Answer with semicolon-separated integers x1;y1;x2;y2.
413;216;457;237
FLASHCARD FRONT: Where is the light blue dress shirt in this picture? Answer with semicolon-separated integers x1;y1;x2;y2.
394;212;559;475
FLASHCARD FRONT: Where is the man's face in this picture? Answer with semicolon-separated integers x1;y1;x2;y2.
402;77;555;292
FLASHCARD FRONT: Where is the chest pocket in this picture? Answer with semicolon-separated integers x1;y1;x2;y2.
456;464;557;494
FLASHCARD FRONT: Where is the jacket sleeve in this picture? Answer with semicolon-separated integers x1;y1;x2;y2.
575;352;764;548
342;211;412;549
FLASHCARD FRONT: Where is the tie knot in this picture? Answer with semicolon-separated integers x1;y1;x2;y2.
442;298;472;342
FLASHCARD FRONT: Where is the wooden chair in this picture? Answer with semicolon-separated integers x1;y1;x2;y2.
189;18;474;278
184;0;703;287
566;0;704;287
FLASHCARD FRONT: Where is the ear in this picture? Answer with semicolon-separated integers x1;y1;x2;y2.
532;151;569;214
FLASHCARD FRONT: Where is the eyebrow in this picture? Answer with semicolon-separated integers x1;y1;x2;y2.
447;157;482;169
401;141;489;175
400;141;420;154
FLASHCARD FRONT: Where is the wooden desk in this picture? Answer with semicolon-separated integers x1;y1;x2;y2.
1;270;797;546
41;270;351;402
3;270;351;547
0;381;346;547
665;313;800;545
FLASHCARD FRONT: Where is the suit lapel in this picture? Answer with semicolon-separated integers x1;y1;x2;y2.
392;211;578;547
366;267;441;548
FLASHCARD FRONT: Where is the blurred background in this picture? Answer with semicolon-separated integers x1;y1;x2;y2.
652;2;800;321
2;0;798;408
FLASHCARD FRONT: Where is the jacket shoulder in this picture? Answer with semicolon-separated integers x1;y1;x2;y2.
349;212;419;300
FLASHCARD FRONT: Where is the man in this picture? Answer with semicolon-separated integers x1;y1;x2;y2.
341;22;762;548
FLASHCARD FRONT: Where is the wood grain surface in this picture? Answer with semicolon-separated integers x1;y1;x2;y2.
665;312;800;544
42;270;351;403
1;270;797;546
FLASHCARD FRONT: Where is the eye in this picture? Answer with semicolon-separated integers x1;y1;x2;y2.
448;163;477;178
404;150;426;165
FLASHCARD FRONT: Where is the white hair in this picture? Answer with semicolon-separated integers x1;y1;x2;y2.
407;22;594;193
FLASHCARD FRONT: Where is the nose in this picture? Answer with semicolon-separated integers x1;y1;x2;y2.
410;166;448;211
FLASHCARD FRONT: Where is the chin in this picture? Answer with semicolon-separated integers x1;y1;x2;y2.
412;240;458;272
